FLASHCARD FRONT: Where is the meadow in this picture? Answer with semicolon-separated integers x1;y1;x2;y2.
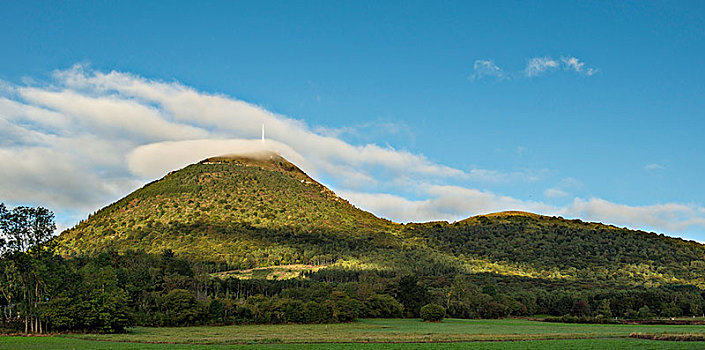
3;318;705;349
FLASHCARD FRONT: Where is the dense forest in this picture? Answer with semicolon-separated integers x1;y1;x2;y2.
3;153;705;333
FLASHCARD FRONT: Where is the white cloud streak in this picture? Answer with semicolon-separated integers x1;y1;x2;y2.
471;56;598;81
524;57;560;77
560;56;599;76
645;163;664;171
341;187;705;237
568;199;705;234
470;60;506;81
544;188;569;198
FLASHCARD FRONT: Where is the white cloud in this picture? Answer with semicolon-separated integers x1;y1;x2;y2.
645;163;664;171
561;56;583;72
470;60;506;81
560;56;599;76
19;88;210;141
544;188;569;198
126;139;308;179
470;56;598;79
342;184;552;223
566;198;705;234
340;186;705;238
0;147;138;210
524;57;559;77
0;65;468;216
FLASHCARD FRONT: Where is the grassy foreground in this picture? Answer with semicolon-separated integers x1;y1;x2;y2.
3;318;705;349
4;337;705;350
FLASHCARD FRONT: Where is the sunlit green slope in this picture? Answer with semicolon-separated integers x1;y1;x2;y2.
57;152;400;267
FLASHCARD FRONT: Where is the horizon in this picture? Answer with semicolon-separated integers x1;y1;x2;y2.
1;1;704;241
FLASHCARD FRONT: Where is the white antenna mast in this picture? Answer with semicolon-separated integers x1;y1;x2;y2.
261;123;265;143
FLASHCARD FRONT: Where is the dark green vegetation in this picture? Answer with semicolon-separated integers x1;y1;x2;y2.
420;303;446;322
4;152;705;335
5;319;705;349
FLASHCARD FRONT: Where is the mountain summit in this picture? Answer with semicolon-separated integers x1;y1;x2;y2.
202;151;311;182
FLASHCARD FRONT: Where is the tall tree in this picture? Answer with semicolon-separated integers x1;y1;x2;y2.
0;205;56;253
0;203;56;333
0;203;7;255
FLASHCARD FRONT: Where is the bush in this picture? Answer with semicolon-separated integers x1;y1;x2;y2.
367;294;404;318
420;303;445;322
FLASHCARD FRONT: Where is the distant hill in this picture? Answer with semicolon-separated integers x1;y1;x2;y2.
56;152;705;289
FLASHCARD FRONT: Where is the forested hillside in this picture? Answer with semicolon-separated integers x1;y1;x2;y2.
57;152;705;289
58;152;399;268
411;213;705;288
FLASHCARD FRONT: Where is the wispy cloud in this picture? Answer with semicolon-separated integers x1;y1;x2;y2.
568;198;705;235
341;187;705;238
338;185;554;223
560;56;599;76
645;163;664;171
314;120;414;145
544;188;569;198
471;56;598;80
470;60;506;81
524;57;560;77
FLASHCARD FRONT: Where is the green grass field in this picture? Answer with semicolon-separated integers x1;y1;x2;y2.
3;318;705;349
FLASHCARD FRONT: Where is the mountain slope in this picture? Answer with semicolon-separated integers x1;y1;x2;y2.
58;151;400;267
57;152;705;288
410;212;705;287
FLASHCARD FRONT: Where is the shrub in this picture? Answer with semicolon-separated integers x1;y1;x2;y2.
367;294;404;318
420;303;445;322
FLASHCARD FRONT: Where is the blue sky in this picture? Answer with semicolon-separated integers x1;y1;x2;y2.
1;1;704;240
